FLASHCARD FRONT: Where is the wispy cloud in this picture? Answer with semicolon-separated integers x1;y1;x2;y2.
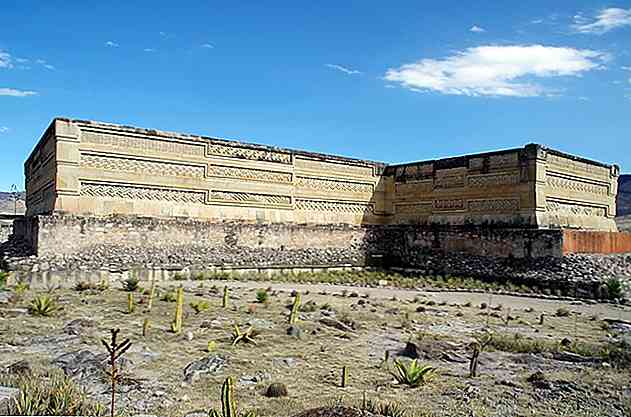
0;88;38;97
105;41;119;47
325;64;362;75
0;126;8;134
201;43;214;49
469;25;485;33
573;8;631;34
0;51;13;68
384;45;607;97
144;48;156;52
623;66;631;71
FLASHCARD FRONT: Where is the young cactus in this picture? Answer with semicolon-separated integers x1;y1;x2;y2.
289;292;301;324
127;293;135;314
222;286;229;309
469;341;481;377
142;318;150;337
209;377;238;417
341;365;349;388
170;287;184;333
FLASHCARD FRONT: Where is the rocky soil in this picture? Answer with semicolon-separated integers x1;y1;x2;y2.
1;280;630;416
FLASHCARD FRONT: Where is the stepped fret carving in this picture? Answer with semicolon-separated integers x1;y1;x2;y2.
207;143;291;164
546;175;608;195
434;168;466;189
209;165;292;183
433;199;465;211
468;172;520;188
211;191;291;205
489;153;518;168
81;154;204;178
295;158;375;177
80;182;205;203
546;200;606;217
468;199;520;212
81;130;205;157
296;176;373;194
395;181;433;195
296;199;374;214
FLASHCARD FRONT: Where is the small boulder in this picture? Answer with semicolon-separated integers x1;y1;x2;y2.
183;355;225;383
265;382;288;398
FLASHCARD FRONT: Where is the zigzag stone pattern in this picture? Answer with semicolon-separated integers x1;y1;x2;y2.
296;176;373;194
208;165;292;184
468;198;520;212
81;130;205;157
546;200;607;217
468;172;520;188
546;174;609;196
81;154;205;178
296;199;374;214
207;143;291;164
210;191;292;205
80;182;206;204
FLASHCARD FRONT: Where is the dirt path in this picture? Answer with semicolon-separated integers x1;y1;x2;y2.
155;279;631;321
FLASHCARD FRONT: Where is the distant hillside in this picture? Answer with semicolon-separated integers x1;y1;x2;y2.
617;174;631;217
0;191;26;215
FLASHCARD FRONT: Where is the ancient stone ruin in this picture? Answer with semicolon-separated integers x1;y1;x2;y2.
3;117;631;292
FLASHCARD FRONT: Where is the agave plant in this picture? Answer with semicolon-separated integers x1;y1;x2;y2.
391;359;435;387
28;295;59;317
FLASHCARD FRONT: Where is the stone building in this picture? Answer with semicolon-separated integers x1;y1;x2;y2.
8;117;631;288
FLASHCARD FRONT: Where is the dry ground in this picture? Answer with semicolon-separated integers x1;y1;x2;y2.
1;279;630;417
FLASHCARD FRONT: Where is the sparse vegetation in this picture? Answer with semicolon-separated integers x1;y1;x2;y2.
0;367;107;416
101;329;132;417
0;270;8;289
170;287;184;333
255;288;270;304
28;294;59;316
231;325;257;346
122;275;139;292
209;377;257;417
190;300;210;314
606;277;624;299
391;359;436;387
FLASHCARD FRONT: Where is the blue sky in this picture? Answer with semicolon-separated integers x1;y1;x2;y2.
1;1;631;191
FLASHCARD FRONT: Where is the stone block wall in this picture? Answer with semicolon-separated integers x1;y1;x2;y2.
25;119;387;225
24;118;620;233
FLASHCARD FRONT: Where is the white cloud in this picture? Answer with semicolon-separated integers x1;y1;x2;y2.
628;78;631;85
0;88;38;97
0;51;13;68
383;45;607;97
573;8;631;34
14;57;28;64
470;25;485;33
201;43;214;49
144;48;156;52
0;126;8;133
623;66;631;71
105;41;119;47
325;64;362;75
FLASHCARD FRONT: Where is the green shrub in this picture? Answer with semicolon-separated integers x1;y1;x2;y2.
122;276;139;292
190;300;210;314
160;290;177;302
14;282;29;296
391;359;435;387
0;271;8;289
606;277;624;299
256;288;269;304
28;295;59;317
0;367;106;416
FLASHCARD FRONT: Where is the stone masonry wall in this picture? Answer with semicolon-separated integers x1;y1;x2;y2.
24;118;619;232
